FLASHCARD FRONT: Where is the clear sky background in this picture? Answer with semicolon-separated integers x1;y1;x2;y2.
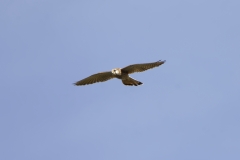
1;0;240;160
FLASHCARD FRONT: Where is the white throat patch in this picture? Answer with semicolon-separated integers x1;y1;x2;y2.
112;68;121;75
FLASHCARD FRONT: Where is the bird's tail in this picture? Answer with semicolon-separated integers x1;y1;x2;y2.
122;77;143;86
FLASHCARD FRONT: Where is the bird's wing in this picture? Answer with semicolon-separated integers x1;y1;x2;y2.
74;71;115;86
121;60;166;74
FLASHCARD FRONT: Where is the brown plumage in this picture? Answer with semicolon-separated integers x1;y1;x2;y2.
74;72;115;86
121;60;165;74
74;60;166;86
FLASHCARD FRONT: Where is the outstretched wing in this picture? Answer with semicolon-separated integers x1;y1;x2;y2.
121;60;166;74
74;72;115;86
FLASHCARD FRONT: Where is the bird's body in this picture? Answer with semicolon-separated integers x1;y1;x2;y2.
74;60;165;86
114;71;128;80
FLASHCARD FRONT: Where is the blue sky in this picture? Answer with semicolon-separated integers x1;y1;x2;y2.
1;0;240;160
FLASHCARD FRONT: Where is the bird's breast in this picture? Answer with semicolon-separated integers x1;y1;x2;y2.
115;73;129;80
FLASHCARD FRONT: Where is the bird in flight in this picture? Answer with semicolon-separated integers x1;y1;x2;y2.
74;60;166;86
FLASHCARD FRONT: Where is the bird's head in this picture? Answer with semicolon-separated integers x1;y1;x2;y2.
111;68;121;75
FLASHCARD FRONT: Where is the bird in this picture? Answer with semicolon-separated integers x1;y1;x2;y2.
74;60;166;86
